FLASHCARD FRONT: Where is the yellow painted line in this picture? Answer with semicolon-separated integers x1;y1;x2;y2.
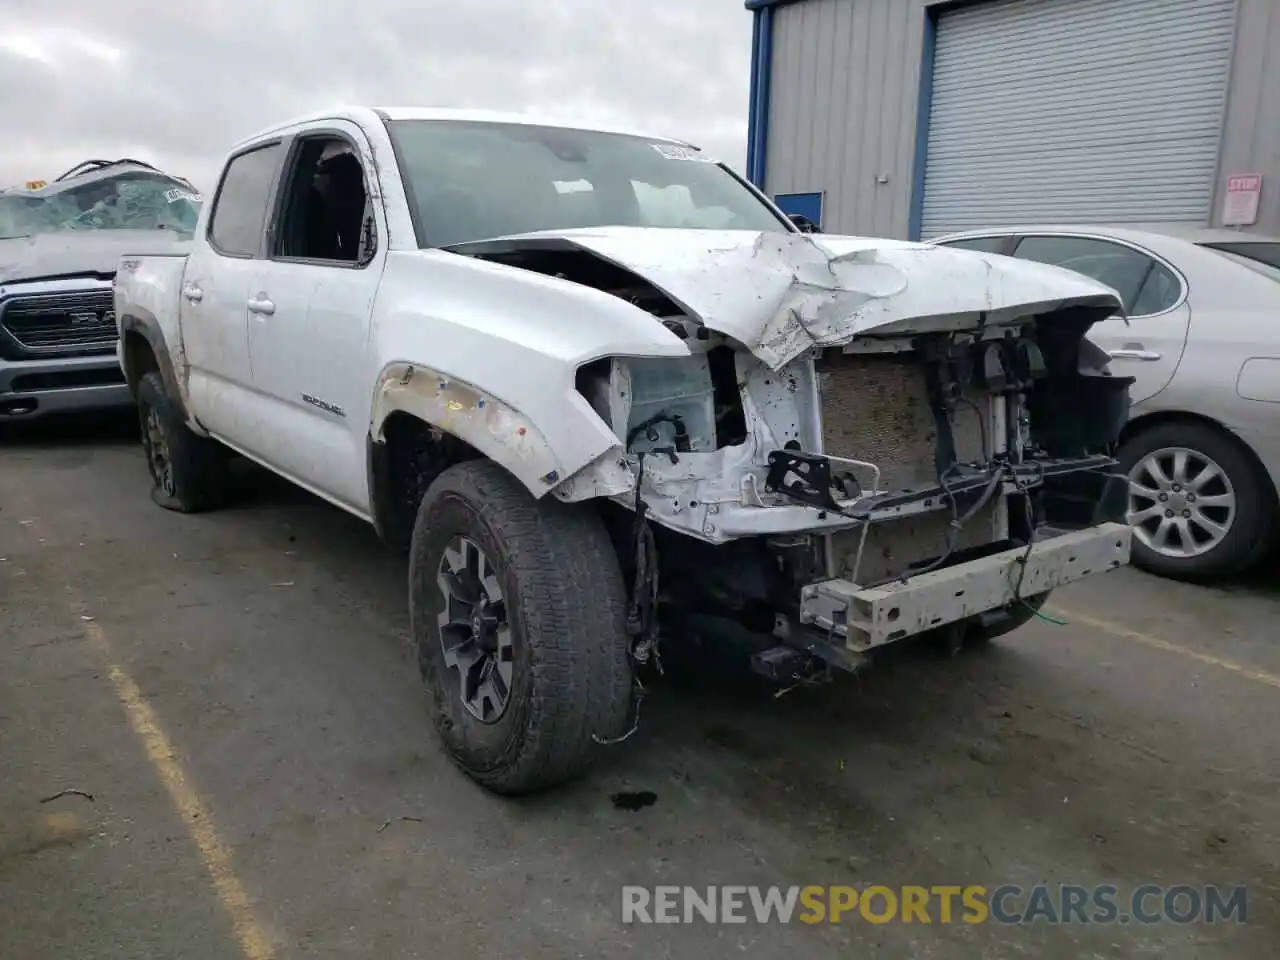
1049;605;1280;691
82;620;277;960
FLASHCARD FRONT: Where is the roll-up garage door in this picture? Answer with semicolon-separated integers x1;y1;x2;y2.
919;0;1236;238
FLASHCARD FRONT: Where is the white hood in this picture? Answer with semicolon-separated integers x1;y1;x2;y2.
468;227;1124;370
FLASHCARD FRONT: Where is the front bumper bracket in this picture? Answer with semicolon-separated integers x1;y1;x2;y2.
799;522;1132;650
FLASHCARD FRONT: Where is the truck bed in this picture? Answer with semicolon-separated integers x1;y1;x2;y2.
113;250;191;402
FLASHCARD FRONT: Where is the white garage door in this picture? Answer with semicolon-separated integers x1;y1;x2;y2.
919;0;1236;238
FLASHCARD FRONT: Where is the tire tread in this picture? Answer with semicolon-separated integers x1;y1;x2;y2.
411;460;631;795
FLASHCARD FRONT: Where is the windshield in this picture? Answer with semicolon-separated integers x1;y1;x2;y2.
387;119;789;247
0;173;201;239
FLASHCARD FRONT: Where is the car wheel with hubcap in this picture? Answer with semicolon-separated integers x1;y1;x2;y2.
410;459;633;795
1119;421;1275;581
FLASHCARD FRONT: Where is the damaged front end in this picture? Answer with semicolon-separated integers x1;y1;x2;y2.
450;229;1134;678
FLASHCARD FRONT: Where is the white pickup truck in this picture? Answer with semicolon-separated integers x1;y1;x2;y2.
114;106;1133;794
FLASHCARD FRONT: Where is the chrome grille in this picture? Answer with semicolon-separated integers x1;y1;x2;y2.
0;290;117;355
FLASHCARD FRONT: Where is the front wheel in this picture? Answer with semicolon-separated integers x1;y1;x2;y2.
409;460;633;795
1119;421;1275;581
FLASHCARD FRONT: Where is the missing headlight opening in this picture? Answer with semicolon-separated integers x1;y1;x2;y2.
575;303;1131;681
576;342;749;457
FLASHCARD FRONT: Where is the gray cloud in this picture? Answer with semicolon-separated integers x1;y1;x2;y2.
0;0;753;192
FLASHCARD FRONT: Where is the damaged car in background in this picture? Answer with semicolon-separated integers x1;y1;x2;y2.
0;159;199;420
113;107;1133;795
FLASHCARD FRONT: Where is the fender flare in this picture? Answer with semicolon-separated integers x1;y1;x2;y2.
118;310;188;416
370;361;579;498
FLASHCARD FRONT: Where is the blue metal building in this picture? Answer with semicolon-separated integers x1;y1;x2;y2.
746;0;1280;239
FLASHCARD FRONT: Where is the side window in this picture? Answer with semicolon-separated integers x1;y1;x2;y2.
1010;235;1175;316
208;143;282;257
1130;260;1181;315
938;235;1009;254
272;137;374;264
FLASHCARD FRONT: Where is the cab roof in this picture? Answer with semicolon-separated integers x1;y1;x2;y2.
236;105;696;152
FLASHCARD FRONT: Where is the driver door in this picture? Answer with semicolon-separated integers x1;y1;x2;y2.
242;126;386;512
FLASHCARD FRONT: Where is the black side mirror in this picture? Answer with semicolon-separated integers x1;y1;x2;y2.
787;213;819;233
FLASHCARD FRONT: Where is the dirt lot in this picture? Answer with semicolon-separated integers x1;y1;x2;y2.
2;412;1278;959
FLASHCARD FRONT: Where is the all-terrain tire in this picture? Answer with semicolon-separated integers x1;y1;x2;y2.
136;371;229;513
409;460;633;795
1119;421;1276;581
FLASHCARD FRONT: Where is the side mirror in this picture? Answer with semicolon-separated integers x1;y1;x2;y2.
787;213;819;233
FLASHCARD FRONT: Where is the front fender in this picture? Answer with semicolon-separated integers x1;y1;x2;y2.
369;361;633;501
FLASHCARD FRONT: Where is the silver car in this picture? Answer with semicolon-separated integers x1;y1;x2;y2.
933;225;1280;581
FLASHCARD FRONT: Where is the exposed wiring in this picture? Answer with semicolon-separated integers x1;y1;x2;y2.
847;518;872;584
955;395;990;461
1007;462;1067;625
596;455;663;749
772;663;833;699
888;462;1005;584
592;678;646;745
626;411;687;453
903;465;963;581
885;394;994;585
1031;605;1068;626
625;453;662;673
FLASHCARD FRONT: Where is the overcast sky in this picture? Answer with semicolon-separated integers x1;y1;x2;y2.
0;0;753;192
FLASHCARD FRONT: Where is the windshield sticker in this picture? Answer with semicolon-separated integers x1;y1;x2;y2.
25;180;47;190
651;144;714;162
165;187;201;204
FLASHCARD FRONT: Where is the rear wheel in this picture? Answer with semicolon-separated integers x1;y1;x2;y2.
409;460;633;795
136;372;229;513
1119;421;1274;581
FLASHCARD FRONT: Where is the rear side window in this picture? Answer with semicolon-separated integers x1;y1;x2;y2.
1129;261;1182;315
1202;241;1280;271
1201;241;1280;283
1011;235;1181;316
208;143;283;257
937;235;1009;254
1208;247;1280;284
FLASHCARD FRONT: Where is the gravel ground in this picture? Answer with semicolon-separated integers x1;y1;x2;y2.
2;411;1277;959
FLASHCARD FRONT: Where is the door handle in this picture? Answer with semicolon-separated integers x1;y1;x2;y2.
247;296;275;316
1108;348;1162;361
182;284;203;303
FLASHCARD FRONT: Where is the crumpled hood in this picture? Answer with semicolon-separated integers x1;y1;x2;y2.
472;227;1124;370
0;230;192;285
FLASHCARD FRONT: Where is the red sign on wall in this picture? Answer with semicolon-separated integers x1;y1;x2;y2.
1222;174;1262;226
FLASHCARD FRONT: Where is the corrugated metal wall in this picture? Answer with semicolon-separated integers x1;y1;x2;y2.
920;0;1237;237
763;0;1280;238
764;0;928;239
1212;0;1280;233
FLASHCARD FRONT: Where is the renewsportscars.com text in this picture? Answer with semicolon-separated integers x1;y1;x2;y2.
621;884;1248;926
